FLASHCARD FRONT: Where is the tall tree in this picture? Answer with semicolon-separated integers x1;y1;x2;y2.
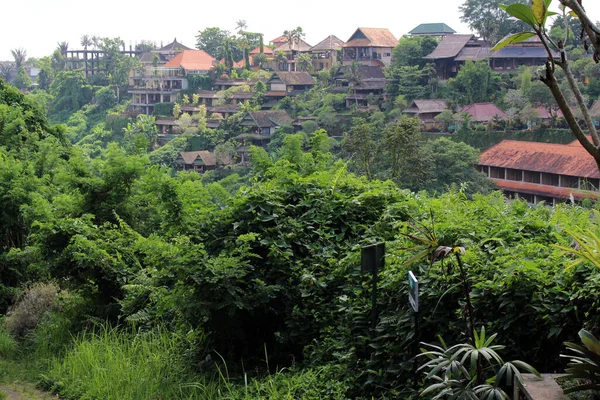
12;66;31;90
11;48;27;69
342;117;376;179
392;35;438;68
444;61;499;105
459;0;527;43
196;27;232;60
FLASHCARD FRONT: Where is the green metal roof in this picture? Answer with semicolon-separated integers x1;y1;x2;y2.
409;23;456;35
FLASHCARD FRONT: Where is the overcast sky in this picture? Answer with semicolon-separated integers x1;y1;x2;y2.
2;0;600;61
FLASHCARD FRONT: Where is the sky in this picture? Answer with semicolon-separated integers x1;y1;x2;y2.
2;0;600;61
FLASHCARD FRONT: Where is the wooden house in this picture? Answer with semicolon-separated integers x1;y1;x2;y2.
341;28;399;67
488;36;559;72
175;150;228;173
335;65;387;108
424;34;489;79
310;35;345;71
274;38;313;71
403;99;449;129
267;71;315;94
238;110;293;135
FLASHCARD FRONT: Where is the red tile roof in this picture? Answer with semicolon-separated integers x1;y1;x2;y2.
343;28;399;48
250;46;274;55
480;140;600;178
165;50;216;71
493;179;597;201
270;35;289;45
460;103;507;122
218;58;245;68
534;106;563;119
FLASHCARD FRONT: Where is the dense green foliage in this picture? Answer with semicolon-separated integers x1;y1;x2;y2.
2;13;600;396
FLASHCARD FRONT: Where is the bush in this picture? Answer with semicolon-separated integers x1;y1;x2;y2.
95;87;117;111
5;283;59;337
152;102;174;117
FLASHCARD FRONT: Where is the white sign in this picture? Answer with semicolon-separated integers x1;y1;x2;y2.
408;271;419;312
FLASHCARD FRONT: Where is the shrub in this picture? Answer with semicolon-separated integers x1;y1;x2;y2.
5;283;59;337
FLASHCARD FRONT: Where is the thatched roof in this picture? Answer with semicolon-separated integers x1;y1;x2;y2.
343;28;399;48
311;35;345;52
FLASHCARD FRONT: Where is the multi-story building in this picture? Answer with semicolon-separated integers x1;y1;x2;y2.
341;28;399;67
129;49;216;115
309;35;345;71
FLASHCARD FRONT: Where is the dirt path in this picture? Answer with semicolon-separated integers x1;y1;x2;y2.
0;384;60;400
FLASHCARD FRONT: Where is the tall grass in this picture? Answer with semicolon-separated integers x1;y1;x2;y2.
0;325;16;359
41;326;214;400
40;325;348;399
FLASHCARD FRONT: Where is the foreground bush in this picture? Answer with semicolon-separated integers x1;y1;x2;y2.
5;283;59;337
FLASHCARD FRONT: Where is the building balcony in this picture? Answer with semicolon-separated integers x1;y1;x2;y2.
129;87;180;94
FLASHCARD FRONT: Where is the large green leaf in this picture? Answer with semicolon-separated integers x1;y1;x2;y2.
492;32;536;52
579;329;600;355
532;0;545;24
500;3;539;27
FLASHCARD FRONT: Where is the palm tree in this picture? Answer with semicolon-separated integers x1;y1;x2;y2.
235;19;248;34
0;63;15;81
11;48;27;69
57;41;69;55
297;53;313;73
81;35;91;49
275;51;288;71
57;42;69;70
81;35;92;76
344;62;363;108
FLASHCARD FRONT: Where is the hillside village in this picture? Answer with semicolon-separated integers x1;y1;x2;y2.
3;21;600;207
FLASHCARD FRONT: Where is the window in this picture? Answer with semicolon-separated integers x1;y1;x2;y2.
541;173;559;186
490;167;504;179
384;53;391;57
506;168;521;181
523;170;541;184
561;175;579;188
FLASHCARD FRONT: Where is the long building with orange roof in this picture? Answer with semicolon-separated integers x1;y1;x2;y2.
478;139;600;205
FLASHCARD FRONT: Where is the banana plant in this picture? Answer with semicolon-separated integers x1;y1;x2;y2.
561;329;600;393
